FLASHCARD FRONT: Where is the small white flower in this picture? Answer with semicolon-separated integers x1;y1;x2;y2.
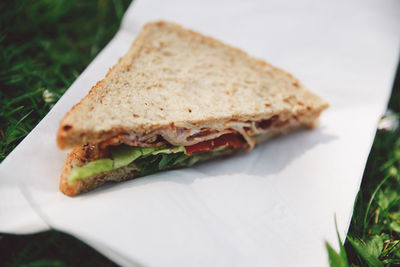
378;110;399;131
43;89;56;103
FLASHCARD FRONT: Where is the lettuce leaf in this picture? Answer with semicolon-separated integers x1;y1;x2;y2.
110;145;143;169
69;145;186;183
134;150;189;176
68;144;230;183
69;159;114;184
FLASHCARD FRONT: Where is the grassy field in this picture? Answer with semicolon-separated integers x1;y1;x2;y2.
1;1;399;266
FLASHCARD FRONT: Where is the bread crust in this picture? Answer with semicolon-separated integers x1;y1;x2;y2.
57;21;328;149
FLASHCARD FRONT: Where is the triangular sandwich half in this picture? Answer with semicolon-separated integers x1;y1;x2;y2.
57;21;328;196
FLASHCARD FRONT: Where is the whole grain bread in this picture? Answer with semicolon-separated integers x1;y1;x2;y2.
57;21;328;149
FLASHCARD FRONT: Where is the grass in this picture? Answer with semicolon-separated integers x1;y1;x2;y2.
0;230;115;266
0;1;399;266
342;65;400;266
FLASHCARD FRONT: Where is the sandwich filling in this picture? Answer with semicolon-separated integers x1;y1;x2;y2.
69;133;245;184
68;115;300;184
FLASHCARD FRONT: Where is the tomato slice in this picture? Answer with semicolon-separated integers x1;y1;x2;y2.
185;133;245;154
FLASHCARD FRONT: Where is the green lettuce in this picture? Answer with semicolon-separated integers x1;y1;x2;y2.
68;145;186;183
69;144;231;184
110;145;143;169
69;159;114;184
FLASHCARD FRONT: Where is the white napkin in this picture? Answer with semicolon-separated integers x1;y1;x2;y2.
1;0;399;266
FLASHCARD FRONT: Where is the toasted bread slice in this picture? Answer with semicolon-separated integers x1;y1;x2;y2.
57;21;328;150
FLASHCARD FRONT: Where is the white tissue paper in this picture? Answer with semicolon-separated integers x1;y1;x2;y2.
1;0;399;266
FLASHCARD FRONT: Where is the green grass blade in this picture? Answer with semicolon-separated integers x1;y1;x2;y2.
347;236;384;267
325;216;349;267
326;242;349;267
362;173;393;235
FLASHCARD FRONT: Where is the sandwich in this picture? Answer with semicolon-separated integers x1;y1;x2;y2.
57;21;328;196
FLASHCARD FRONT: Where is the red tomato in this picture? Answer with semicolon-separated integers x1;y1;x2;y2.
185;133;245;154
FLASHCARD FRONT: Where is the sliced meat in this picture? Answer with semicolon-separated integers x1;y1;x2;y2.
160;127;234;146
96;115;296;155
